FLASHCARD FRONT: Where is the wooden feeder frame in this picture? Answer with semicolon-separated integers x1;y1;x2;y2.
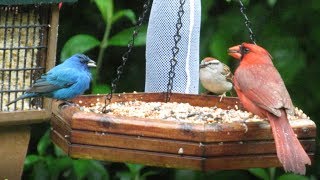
0;1;77;178
51;93;316;171
0;4;59;125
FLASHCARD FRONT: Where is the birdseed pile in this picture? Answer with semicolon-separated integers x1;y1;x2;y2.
79;99;309;124
0;8;40;110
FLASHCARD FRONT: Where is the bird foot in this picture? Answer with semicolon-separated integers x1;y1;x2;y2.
213;93;227;107
31;98;42;107
218;93;227;102
58;100;77;109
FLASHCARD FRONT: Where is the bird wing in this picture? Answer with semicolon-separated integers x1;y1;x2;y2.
26;67;79;93
221;63;233;82
234;64;294;117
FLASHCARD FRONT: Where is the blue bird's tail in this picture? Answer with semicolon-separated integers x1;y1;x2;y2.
6;93;38;106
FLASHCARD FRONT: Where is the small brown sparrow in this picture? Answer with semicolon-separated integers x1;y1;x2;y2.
199;57;233;100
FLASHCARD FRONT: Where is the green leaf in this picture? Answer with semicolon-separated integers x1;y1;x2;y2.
73;159;91;179
87;160;109;180
248;168;269;180
24;155;43;171
209;33;231;64
126;163;145;173
277;174;309;180
174;170;197;180
47;157;73;179
109;25;147;46
37;130;51;156
91;69;111;94
61;34;100;61
141;170;159;179
112;9;136;25
116;171;131;180
267;0;277;7
262;36;306;85
201;0;215;23
31;161;50;180
209;170;252;180
54;144;67;157
73;159;109;180
94;0;113;24
242;0;250;5
125;163;145;180
92;83;111;94
269;167;276;180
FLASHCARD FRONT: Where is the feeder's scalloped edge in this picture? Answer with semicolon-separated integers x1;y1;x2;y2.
50;92;316;170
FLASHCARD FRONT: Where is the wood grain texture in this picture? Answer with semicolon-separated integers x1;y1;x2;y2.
51;129;70;153
71;144;204;170
68;112;316;143
51;128;315;171
0;126;30;179
43;4;60;111
0;110;50;126
68;129;315;156
51;92;317;170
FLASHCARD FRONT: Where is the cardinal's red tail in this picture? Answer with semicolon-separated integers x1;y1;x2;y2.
268;110;311;175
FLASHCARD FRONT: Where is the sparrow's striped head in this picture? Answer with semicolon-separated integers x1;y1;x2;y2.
200;57;220;68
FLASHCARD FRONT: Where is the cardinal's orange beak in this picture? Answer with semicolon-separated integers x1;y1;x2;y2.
228;45;242;60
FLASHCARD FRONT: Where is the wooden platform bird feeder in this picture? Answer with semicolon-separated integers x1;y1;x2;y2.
51;93;316;171
0;1;76;179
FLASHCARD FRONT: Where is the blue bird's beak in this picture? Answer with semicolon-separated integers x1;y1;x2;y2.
87;59;97;68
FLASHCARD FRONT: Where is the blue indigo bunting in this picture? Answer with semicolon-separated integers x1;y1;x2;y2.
6;54;96;106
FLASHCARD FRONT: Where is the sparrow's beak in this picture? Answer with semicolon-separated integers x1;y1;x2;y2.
228;45;242;60
87;59;97;68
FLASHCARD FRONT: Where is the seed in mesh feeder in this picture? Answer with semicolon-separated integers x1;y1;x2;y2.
6;54;96;107
1;8;41;110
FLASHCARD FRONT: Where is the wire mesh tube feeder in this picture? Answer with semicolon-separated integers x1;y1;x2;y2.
51;0;316;172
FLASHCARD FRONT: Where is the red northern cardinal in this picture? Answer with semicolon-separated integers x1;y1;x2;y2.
59;2;63;10
228;43;311;174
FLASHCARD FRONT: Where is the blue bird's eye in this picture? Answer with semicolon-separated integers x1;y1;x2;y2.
80;59;86;64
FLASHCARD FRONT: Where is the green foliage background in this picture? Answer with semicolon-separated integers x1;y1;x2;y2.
23;0;320;179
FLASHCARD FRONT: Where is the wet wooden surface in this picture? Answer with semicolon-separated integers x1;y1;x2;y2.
51;92;317;170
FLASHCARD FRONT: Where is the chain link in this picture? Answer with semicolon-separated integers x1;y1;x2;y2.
165;0;186;102
102;0;152;113
238;0;256;44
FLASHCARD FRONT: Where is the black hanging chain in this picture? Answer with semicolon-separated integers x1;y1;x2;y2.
165;0;186;102
102;0;152;113
238;0;256;44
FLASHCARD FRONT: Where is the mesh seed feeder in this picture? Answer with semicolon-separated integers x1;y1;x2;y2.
0;0;77;124
51;0;316;171
0;0;76;178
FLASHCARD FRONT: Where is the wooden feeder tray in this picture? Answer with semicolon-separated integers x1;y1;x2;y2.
51;93;316;171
